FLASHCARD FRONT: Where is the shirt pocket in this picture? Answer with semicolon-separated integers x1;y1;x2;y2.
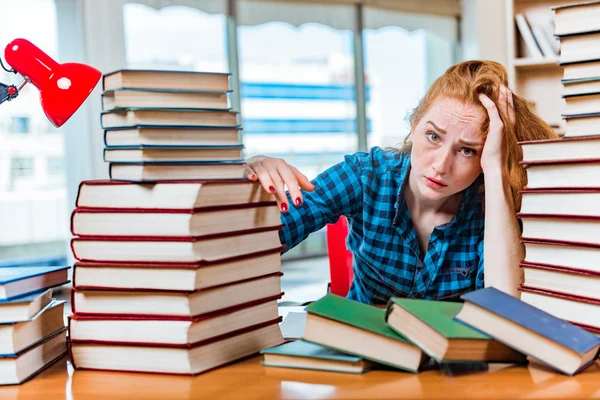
432;260;478;300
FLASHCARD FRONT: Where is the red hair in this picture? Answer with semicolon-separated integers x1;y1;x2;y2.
402;60;558;210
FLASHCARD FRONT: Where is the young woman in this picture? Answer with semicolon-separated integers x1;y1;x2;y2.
245;60;558;304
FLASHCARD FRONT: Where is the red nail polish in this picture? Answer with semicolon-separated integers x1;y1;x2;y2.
247;174;255;179
269;186;275;193
281;203;288;212
295;197;302;206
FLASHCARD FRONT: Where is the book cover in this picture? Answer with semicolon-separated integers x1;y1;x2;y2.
261;339;364;362
459;287;600;355
386;298;489;340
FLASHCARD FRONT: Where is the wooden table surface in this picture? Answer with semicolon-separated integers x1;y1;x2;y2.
4;355;600;399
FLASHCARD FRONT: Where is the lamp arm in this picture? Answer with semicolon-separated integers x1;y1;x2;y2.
0;55;19;104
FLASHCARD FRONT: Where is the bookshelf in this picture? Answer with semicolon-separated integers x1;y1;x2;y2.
506;0;580;131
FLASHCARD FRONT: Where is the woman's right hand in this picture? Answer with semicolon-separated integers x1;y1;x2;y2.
245;155;315;213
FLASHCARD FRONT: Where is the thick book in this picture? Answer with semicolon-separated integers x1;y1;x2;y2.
522;239;600;274
559;31;600;64
103;69;231;91
519;213;600;247
455;287;600;375
563;92;600;116
521;262;600;302
553;1;600;37
520;285;600;331
0;300;65;356
0;289;52;323
70;296;281;345
109;160;246;181
564;113;600;137
303;294;426;372
522;159;600;188
562;77;600;97
520;188;600;217
71;272;283;318
104;126;241;147
385;298;525;363
70;202;280;238
520;135;600;163
103;145;244;163
562;59;600;82
70;320;283;375
71;226;282;263
102;88;231;110
261;339;376;374
101;108;239;130
0;329;67;385
72;247;283;291
76;179;273;209
0;266;70;300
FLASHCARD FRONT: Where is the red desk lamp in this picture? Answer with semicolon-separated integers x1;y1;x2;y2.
0;38;101;127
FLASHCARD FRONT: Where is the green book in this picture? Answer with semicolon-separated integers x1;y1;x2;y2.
260;340;376;374
303;294;427;373
386;298;526;364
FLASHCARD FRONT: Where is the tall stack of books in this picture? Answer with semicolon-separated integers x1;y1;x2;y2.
0;267;70;384
517;1;600;336
69;70;285;375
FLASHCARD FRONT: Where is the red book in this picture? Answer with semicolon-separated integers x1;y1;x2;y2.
521;261;600;301
519;213;600;247
69;295;282;346
71;272;283;318
76;179;274;210
520;158;600;189
71;225;283;263
72;246;283;291
520;188;600;217
70;319;284;375
521;239;600;274
519;135;600;165
520;285;600;332
70;202;279;238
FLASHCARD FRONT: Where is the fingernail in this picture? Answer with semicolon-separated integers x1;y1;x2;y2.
269;186;276;193
295;197;302;206
281;203;288;212
247;174;255;179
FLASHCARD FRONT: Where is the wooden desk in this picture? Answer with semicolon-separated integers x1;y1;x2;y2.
3;355;600;399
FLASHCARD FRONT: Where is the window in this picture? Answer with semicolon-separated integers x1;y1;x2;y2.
11;117;30;134
239;22;358;179
364;8;458;149
0;0;68;261
10;157;34;179
47;157;65;176
123;3;228;72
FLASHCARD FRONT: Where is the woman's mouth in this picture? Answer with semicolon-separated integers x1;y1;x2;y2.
425;177;447;189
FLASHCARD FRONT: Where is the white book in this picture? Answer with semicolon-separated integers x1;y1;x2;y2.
515;14;543;58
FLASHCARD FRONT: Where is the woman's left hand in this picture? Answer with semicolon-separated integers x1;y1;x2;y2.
478;86;516;173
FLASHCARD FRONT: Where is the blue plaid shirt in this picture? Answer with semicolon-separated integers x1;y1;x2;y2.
280;147;486;304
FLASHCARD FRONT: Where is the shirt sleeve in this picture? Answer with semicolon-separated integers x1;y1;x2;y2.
278;152;367;253
475;232;485;289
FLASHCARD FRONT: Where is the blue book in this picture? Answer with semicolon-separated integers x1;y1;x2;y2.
454;287;600;375
0;289;53;323
0;266;70;300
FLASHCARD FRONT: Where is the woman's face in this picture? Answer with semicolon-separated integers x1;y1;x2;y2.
410;96;485;202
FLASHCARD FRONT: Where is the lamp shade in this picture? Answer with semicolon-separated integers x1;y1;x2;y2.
4;38;101;127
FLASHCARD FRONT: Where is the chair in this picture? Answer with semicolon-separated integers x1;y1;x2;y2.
326;216;354;297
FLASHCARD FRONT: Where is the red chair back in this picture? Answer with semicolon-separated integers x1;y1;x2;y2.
326;216;354;297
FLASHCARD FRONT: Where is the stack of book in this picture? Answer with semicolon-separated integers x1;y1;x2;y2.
516;2;600;336
68;70;285;375
262;290;600;376
555;1;600;138
100;69;246;181
0;267;70;384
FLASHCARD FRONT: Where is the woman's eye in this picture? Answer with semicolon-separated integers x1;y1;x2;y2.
427;132;440;142
461;148;476;157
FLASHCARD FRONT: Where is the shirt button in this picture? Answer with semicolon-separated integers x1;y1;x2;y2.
416;263;423;270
